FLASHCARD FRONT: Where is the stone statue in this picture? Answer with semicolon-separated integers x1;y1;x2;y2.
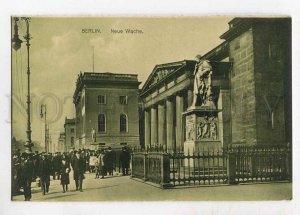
187;124;195;141
191;55;213;108
209;120;217;140
91;127;96;142
202;116;210;138
196;122;202;140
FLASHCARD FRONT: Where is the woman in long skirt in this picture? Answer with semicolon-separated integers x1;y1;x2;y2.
60;156;71;193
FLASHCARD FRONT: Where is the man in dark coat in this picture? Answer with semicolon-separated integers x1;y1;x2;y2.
119;147;131;175
104;147;115;176
72;150;85;192
38;153;52;195
12;154;22;196
53;152;62;180
19;153;34;201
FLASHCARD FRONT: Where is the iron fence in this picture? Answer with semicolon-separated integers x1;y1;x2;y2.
131;144;291;188
169;149;227;186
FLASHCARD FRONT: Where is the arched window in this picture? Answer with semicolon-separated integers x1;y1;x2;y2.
120;114;127;132
98;114;106;132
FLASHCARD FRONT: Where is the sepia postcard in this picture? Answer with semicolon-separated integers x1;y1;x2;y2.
10;16;293;204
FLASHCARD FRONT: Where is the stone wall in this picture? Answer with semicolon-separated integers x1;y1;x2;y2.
252;20;290;145
228;19;291;146
229;28;257;145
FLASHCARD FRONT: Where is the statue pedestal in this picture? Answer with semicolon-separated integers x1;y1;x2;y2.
183;107;222;167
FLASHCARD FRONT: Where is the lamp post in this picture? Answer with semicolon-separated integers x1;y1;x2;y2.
40;104;48;153
12;17;33;153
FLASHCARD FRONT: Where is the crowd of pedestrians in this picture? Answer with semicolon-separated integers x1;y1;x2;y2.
12;147;131;201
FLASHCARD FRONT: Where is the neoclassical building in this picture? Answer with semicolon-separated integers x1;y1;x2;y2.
73;72;141;149
140;17;291;151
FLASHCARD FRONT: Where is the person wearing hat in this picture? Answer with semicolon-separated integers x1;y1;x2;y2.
72;150;85;191
38;153;52;195
60;155;71;193
19;152;34;201
104;147;115;176
119;146;131;175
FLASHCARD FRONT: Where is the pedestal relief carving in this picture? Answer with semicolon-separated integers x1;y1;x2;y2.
196;116;218;140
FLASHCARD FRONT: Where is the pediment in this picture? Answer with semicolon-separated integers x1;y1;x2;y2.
141;60;194;94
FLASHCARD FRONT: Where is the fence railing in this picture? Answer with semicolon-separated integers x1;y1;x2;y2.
228;146;291;183
169;150;227;186
131;152;170;188
131;144;291;188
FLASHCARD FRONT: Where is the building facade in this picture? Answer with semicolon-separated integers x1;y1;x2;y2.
64;117;76;151
73;72;141;149
57;132;65;152
140;18;291;150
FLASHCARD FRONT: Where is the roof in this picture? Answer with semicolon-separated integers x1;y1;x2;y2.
220;17;291;41
65;117;75;124
140;60;196;97
73;71;141;104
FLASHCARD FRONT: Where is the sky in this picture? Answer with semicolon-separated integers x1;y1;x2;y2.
11;16;233;147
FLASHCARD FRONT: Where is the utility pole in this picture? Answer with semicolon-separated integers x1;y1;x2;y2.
92;46;95;73
12;17;33;153
40;104;48;153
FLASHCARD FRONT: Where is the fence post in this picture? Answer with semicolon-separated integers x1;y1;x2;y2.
227;151;237;185
144;152;148;181
130;152;134;178
160;153;171;188
285;143;292;181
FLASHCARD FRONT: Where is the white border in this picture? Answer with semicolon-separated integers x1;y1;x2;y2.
1;0;299;214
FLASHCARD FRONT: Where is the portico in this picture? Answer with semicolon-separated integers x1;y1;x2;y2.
140;60;231;152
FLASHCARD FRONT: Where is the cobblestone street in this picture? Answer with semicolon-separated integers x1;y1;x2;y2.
12;171;292;201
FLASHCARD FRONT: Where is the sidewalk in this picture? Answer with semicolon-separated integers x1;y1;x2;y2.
12;172;292;201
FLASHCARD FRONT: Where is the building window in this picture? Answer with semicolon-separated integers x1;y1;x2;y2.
71;137;74;146
120;114;128;132
120;96;128;105
98;95;106;104
71;128;74;133
98;114;106;132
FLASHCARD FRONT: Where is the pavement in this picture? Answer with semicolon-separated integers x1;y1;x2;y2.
12;171;292;201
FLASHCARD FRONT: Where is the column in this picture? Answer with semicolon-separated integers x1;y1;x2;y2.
158;101;166;146
176;92;184;151
187;88;193;107
166;97;174;151
144;109;151;148
150;105;158;146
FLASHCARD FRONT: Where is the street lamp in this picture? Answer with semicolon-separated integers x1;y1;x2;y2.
40;104;48;153
12;17;33;153
12;18;23;51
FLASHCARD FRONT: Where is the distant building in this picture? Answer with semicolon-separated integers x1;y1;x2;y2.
64;117;76;151
73;72;141;149
57;132;65;152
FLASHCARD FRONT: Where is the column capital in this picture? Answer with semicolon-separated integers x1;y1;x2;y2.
144;107;151;112
151;103;158;109
166;95;175;102
175;89;185;97
157;99;166;106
